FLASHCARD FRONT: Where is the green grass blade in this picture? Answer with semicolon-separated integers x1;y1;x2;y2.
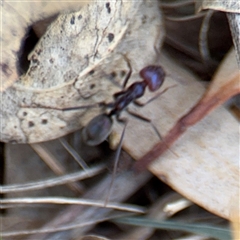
113;217;232;240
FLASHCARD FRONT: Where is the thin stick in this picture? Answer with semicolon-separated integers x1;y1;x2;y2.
165;12;206;22
59;138;89;170
1;212;137;237
0;165;104;193
104;121;128;205
1;197;145;213
30;143;84;194
199;10;214;62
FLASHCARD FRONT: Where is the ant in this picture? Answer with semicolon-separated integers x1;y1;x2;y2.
25;60;173;203
81;64;166;147
76;62;174;203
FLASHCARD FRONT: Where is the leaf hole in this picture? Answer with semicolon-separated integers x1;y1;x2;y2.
90;84;96;89
41;119;48;125
107;33;114;42
17;27;39;75
28;121;35;127
17;15;58;75
120;70;126;77
89;70;95;75
110;71;117;78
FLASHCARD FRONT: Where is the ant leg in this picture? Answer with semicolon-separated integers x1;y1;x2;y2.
105;117;128;205
134;84;177;107
126;109;179;157
60;101;110;111
112;56;133;102
113;90;126;100
21;101;110;112
126;109;163;140
121;55;133;89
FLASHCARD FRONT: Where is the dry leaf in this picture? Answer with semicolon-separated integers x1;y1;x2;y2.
111;48;239;219
195;0;240;66
196;0;240;13
0;1;87;91
1;0;164;143
134;48;239;170
227;13;240;66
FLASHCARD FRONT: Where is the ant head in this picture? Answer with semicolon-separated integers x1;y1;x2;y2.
140;65;165;92
82;114;113;146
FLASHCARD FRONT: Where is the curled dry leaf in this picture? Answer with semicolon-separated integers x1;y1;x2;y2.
195;0;240;65
118;48;239;219
0;1;86;91
227;13;240;66
195;0;240;13
1;0;164;143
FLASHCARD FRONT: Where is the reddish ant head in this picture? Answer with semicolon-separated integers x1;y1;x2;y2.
82;114;113;146
140;65;165;92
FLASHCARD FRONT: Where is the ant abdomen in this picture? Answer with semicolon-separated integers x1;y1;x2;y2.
82;114;113;146
140;65;165;92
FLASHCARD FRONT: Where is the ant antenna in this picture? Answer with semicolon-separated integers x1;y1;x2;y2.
121;55;133;89
20;101;108;112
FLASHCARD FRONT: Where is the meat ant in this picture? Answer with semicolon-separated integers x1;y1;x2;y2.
24;60;175;204
59;61;170;148
69;61;176;204
78;63;170;203
81;63;166;146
